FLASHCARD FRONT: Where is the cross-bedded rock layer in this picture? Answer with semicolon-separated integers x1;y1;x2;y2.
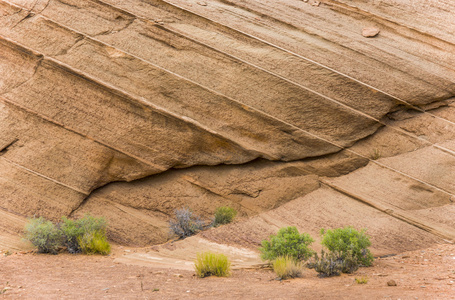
0;0;454;250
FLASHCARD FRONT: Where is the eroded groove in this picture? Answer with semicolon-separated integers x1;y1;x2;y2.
185;181;256;215
0;138;18;152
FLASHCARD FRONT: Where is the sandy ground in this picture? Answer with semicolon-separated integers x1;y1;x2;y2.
1;243;455;299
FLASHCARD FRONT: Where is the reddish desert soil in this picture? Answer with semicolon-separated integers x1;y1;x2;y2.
1;243;455;299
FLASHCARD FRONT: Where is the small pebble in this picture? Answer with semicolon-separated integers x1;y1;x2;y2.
387;280;397;286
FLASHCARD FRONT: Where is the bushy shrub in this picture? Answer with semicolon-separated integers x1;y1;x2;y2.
308;250;343;277
60;217;84;253
273;256;303;279
24;217;63;254
308;249;360;277
61;215;109;255
260;226;314;261
214;206;237;226
194;252;231;278
169;208;204;238
340;250;360;273
77;231;111;255
320;226;374;267
25;215;110;255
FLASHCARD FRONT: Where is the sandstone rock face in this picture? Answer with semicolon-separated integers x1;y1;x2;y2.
0;0;454;250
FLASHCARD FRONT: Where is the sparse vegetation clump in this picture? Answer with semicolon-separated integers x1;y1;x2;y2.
25;214;110;255
214;206;237;226
259;226;374;278
309;226;373;277
60;217;83;253
308;249;360;277
260;226;314;262
308;250;343;277
272;256;303;279
61;215;110;255
194;252;231;278
339;250;361;273
77;230;111;255
169;207;204;238
320;226;374;267
24;217;63;254
355;276;369;284
61;215;111;255
371;148;381;160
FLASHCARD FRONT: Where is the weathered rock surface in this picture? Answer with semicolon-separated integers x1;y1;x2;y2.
0;0;454;252
75;151;367;245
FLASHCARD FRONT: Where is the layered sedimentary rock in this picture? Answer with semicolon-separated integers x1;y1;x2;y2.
0;0;454;250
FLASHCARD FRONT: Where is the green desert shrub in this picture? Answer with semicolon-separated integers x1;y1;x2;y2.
194;252;231;278
169;207;204;238
61;214;110;255
260;226;314;261
77;231;111;255
272;256;303;279
214;206;237;226
320;226;374;267
60;217;84;253
24;217;63;254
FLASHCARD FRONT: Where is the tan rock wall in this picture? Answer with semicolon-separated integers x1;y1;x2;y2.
0;0;454;248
